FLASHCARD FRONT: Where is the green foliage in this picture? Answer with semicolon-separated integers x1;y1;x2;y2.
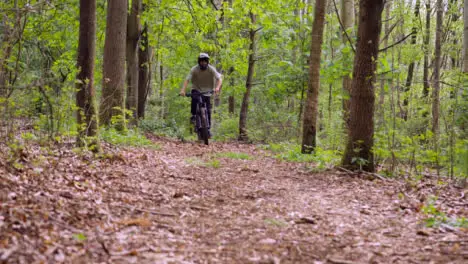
6;140;26;170
455;140;468;178
263;142;340;168
214;152;253;160
212;115;238;141
421;196;468;228
278;148;316;163
184;157;205;166
101;128;158;148
21;132;37;141
351;157;369;171
139;118;183;139
205;159;221;169
185;157;221;168
1;0;465;182
72;233;87;243
264;218;288;227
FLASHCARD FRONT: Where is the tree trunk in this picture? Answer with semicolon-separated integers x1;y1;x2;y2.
341;0;354;129
100;0;128;127
159;64;164;119
228;95;235;114
238;12;257;142
423;1;431;98
301;0;327;154
296;0;314;138
0;2;18;98
378;1;390;125
76;0;99;149
342;0;384;172
462;0;468;134
402;0;420;120
464;0;468;73
126;0;141;121
432;0;442;135
137;23;151;119
449;0;458;68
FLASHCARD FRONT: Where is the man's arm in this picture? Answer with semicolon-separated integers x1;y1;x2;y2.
180;79;190;96
214;78;223;95
211;65;223;95
181;67;194;96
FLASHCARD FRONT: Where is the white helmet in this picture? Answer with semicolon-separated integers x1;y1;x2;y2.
198;53;210;60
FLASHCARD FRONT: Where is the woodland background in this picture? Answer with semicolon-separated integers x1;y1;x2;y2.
1;1;468;263
0;0;467;178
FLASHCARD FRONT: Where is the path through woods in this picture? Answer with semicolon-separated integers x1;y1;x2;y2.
1;137;467;263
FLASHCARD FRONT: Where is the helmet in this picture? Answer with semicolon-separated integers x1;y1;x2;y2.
198;53;210;60
198;53;210;63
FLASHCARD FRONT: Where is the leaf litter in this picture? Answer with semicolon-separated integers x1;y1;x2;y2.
0;138;466;263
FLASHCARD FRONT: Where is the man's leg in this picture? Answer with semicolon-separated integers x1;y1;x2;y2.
191;91;197;116
190;90;198;126
203;95;212;137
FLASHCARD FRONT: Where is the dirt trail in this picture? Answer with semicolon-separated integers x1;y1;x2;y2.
1;138;467;263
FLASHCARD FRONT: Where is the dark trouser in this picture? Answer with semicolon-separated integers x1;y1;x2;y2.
191;90;212;128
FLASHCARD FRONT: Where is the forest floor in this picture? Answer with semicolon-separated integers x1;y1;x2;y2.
0;135;467;264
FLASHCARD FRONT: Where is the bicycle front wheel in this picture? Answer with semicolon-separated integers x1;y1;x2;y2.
199;106;209;145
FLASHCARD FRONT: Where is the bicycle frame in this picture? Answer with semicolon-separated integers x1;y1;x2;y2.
186;90;212;144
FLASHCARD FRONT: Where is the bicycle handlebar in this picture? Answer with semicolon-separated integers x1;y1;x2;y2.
182;90;214;97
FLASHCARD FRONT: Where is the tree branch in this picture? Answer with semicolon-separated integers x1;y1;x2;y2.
379;33;412;53
209;0;219;10
380;18;403;44
332;0;355;54
253;26;263;33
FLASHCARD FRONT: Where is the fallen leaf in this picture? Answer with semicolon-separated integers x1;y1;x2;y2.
116;218;152;228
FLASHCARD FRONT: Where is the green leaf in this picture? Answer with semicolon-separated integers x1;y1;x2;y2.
73;233;87;242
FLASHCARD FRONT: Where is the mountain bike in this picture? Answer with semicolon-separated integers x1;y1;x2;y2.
185;90;212;145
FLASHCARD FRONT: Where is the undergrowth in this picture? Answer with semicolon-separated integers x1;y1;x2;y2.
101;128;159;149
421;196;468;228
261;142;341;169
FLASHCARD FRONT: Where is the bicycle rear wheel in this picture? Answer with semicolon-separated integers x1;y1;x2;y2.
199;106;209;145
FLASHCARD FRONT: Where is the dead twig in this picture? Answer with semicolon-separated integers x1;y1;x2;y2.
336;166;353;174
294;217;317;225
336;166;389;181
327;257;360;264
190;205;210;211
115;204;177;217
361;171;389;182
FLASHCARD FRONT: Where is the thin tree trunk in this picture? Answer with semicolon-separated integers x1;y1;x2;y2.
137;23;151;119
238;12;257;142
100;0;128;127
423;1;431;98
302;0;327;153
463;0;468;73
126;0;141;121
228;95;235;114
378;1;391;126
227;65;235;115
432;0;442;135
432;0;443;176
342;0;384;172
341;0;354;129
76;0;99;149
0;2;18;97
458;0;468;186
159;64;164;119
402;0;420;120
449;0;458;68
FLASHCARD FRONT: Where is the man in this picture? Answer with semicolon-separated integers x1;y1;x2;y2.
180;53;222;137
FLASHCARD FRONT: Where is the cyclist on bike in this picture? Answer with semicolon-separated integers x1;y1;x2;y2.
180;53;222;137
